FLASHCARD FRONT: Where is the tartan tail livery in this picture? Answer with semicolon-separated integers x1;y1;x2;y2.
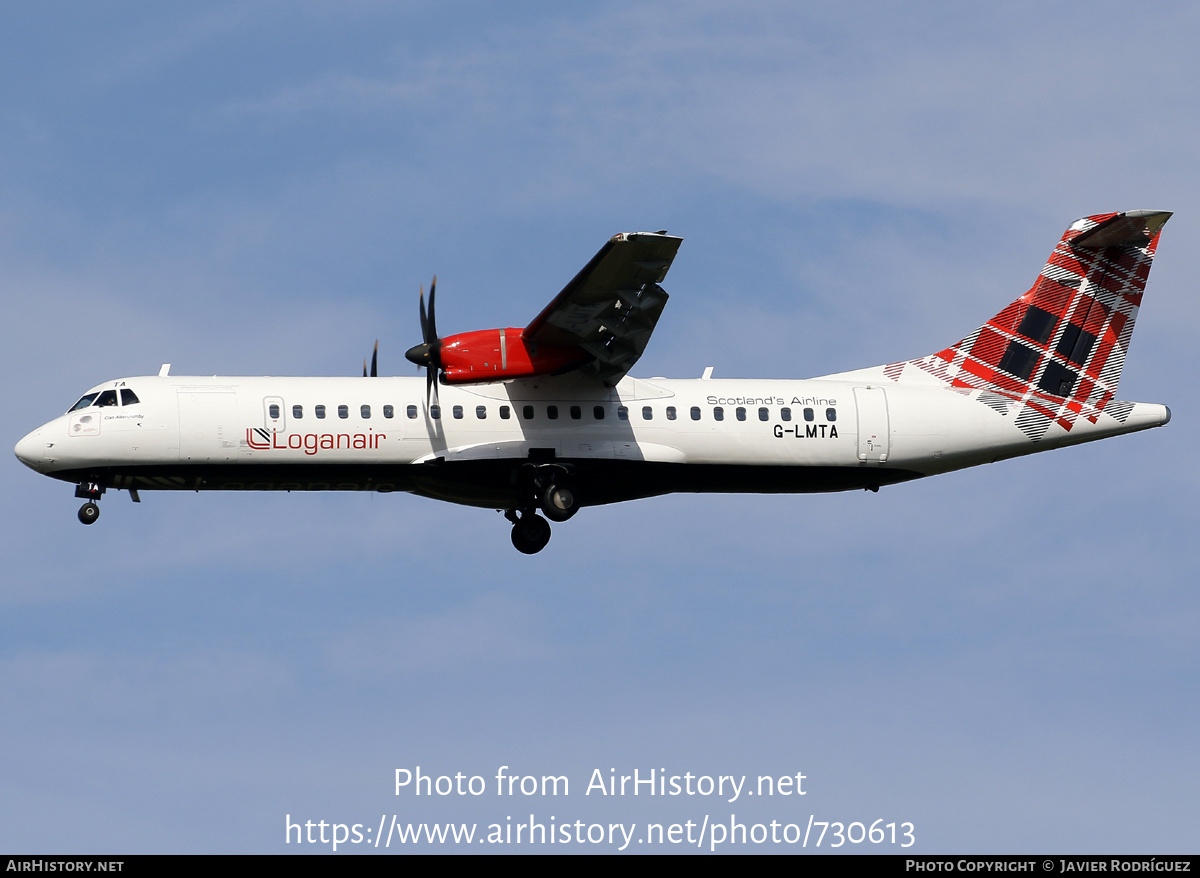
884;210;1171;440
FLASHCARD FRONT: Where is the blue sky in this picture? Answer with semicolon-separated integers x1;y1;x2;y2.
3;1;1198;853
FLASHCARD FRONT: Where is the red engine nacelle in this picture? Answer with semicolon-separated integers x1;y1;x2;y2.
438;328;589;384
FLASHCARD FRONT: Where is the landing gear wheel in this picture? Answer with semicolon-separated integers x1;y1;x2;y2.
510;513;551;554
540;481;579;522
78;502;100;525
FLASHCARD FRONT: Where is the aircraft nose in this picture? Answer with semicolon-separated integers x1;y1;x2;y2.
14;428;47;472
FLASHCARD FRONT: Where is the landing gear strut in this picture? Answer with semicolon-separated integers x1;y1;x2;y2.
507;508;551;554
74;481;104;526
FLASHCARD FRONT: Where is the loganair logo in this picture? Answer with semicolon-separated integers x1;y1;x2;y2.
246;427;385;455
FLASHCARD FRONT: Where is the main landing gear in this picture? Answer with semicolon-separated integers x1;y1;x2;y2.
504;465;582;554
507;509;551;554
74;481;104;526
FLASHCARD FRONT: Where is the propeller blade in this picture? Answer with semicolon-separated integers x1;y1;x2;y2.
427;275;438;343
362;358;367;378
419;284;429;343
410;276;443;407
370;340;378;378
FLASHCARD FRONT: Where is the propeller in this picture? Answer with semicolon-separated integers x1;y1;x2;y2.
363;340;378;378
404;276;441;403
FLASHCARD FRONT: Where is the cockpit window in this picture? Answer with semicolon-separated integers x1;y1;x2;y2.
68;393;99;412
120;389;140;406
95;390;118;407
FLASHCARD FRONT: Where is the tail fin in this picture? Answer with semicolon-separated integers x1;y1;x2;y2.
889;210;1171;439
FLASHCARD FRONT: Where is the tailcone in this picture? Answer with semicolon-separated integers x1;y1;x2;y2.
1133;402;1172;429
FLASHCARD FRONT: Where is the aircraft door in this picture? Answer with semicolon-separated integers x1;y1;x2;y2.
263;396;286;432
853;386;890;463
178;391;240;462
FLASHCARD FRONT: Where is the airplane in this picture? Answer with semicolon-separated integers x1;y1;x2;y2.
15;210;1172;554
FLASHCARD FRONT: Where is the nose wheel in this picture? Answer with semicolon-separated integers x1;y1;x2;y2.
74;481;104;525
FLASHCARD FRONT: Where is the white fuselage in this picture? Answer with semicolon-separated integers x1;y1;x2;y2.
15;370;1169;508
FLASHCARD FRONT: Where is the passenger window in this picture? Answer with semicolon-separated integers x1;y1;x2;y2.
736;407;746;421
316;405;326;419
593;406;605;420
453;405;464;419
547;405;559;420
781;407;792;422
500;405;511;419
690;406;701;420
826;407;837;421
95;390;118;407
338;405;348;419
383;405;394;419
758;407;769;421
570;405;581;420
617;406;629;421
666;406;676;420
269;404;280;419
120;389;140;406
430;404;441;419
803;407;814;422
522;405;534;420
292;405;303;419
361;404;371;419
406;405;418;419
68;393;99;412
642;406;653;420
476;405;487;419
713;406;724;421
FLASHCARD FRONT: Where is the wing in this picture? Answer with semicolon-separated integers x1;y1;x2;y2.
523;231;683;385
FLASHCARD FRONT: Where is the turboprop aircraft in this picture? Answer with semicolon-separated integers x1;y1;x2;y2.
15;210;1172;553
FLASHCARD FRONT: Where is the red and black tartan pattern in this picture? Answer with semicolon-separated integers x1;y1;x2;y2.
882;212;1164;441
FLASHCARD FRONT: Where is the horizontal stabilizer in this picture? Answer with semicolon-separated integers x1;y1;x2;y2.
1070;210;1171;248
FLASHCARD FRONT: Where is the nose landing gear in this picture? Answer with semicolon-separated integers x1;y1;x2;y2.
74;481;104;526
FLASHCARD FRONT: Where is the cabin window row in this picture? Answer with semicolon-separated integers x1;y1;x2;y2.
414;404;836;422
691;406;836;423
274;402;837;423
274;404;398;420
